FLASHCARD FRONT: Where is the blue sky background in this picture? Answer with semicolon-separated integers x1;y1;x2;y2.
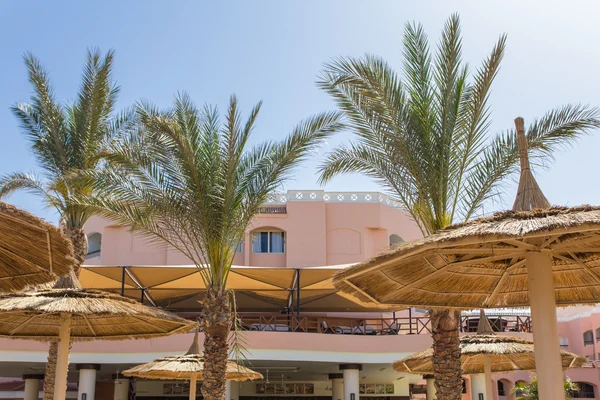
1;1;600;223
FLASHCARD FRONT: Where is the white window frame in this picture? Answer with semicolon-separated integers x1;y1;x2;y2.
252;231;286;254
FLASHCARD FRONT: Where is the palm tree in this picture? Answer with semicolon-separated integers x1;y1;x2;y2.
0;49;132;400
83;94;343;400
513;376;579;400
317;14;600;400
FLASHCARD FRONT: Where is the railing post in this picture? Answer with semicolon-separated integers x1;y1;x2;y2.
408;308;413;334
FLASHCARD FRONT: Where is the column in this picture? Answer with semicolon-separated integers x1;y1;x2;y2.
471;374;486;400
76;364;101;400
23;374;43;400
112;374;129;400
329;373;344;400
339;364;362;400
423;374;436;400
225;381;240;400
526;251;565;400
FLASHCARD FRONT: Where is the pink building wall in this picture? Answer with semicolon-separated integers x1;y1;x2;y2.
81;191;600;399
85;191;422;268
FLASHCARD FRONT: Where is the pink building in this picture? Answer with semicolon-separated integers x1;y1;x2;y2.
0;190;597;400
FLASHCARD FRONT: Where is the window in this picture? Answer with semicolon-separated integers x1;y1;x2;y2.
252;231;285;253
389;234;404;247
461;379;467;394
596;328;600;342
560;336;569;349
497;380;505;396
86;232;102;259
573;382;595;398
584;330;594;345
588;355;596;361
515;381;526;397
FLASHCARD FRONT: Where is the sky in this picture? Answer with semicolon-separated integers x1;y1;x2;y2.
1;0;600;223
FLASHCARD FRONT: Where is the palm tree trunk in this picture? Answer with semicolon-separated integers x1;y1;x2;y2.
43;226;87;400
431;309;462;400
201;288;232;400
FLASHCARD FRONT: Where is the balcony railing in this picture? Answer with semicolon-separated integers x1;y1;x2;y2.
257;206;287;214
460;315;532;333
182;313;532;335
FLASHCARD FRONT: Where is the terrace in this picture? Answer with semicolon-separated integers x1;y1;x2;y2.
80;265;532;336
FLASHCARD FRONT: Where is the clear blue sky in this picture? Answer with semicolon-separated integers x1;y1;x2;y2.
1;0;600;222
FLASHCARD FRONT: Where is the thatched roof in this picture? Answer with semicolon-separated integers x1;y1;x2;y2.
123;331;262;381
0;201;75;292
333;206;600;309
0;288;194;340
393;334;587;375
333;118;600;309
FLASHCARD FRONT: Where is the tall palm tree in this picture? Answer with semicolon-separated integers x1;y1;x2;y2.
0;49;132;400
84;94;343;400
317;14;600;400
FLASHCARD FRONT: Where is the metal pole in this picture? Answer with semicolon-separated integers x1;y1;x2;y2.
296;269;301;321
408;308;413;334
121;267;126;296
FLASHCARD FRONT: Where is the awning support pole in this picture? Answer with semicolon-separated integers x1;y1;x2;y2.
121;266;126;296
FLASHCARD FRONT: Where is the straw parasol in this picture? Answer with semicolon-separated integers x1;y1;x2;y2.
393;311;586;399
0;201;76;292
0;288;195;400
332;117;600;399
123;330;262;400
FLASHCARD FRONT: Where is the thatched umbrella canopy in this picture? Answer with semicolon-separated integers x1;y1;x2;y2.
123;331;262;400
332;117;600;399
0;201;76;292
393;311;586;399
0;288;194;400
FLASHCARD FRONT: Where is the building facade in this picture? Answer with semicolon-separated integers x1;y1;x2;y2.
0;191;598;400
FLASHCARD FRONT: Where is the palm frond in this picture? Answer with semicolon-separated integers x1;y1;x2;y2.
318;14;600;236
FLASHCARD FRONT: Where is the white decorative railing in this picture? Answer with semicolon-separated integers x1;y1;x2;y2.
263;190;403;209
558;306;600;322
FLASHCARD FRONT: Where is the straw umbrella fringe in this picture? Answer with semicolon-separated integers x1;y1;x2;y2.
0;288;194;400
0;201;75;292
393;335;587;375
123;330;262;400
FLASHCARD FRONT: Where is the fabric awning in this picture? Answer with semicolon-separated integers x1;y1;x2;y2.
79;265;384;312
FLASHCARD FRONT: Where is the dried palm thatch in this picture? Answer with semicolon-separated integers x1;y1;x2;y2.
0;288;194;340
123;331;262;381
0;201;75;292
393;334;586;375
333;204;600;309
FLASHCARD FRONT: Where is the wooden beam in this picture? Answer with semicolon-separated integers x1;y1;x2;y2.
483;259;526;307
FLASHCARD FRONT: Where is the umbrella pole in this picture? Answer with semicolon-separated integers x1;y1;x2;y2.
526;251;565;400
483;355;493;400
53;314;72;400
189;373;197;400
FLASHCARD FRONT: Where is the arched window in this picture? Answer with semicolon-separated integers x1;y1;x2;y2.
584;330;594;345
252;230;285;253
573;382;595;398
86;232;102;259
560;336;569;349
497;380;505;396
515;381;527;397
389;234;404;247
